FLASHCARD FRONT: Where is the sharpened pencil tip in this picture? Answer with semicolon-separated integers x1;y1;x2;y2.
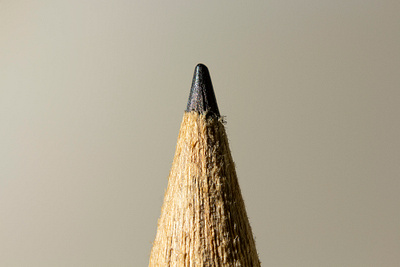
186;64;220;117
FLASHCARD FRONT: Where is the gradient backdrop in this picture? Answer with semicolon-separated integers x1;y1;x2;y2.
1;1;399;266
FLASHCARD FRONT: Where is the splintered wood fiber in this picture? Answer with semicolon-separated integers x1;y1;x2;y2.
149;112;260;267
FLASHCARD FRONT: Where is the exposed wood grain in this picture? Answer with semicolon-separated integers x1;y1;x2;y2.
149;112;260;266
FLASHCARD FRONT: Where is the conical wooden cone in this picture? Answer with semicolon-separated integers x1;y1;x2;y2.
149;112;260;266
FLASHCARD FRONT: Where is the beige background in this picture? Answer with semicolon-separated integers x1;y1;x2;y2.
1;1;399;266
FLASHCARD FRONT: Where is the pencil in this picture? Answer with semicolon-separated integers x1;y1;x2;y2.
149;64;260;266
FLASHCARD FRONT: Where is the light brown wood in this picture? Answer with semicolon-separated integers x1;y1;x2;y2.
149;112;260;266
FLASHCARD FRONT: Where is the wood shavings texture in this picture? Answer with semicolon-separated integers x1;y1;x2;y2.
149;112;260;266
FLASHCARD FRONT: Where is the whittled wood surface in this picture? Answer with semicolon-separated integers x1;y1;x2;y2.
149;112;260;266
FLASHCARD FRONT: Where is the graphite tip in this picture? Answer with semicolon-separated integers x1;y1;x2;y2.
186;64;220;117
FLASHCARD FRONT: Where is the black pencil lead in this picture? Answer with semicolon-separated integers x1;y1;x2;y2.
186;64;220;117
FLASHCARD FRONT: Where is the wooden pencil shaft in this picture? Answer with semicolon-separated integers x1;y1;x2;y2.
149;112;260;266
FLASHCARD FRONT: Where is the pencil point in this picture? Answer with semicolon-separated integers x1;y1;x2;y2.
186;64;220;117
150;64;260;266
